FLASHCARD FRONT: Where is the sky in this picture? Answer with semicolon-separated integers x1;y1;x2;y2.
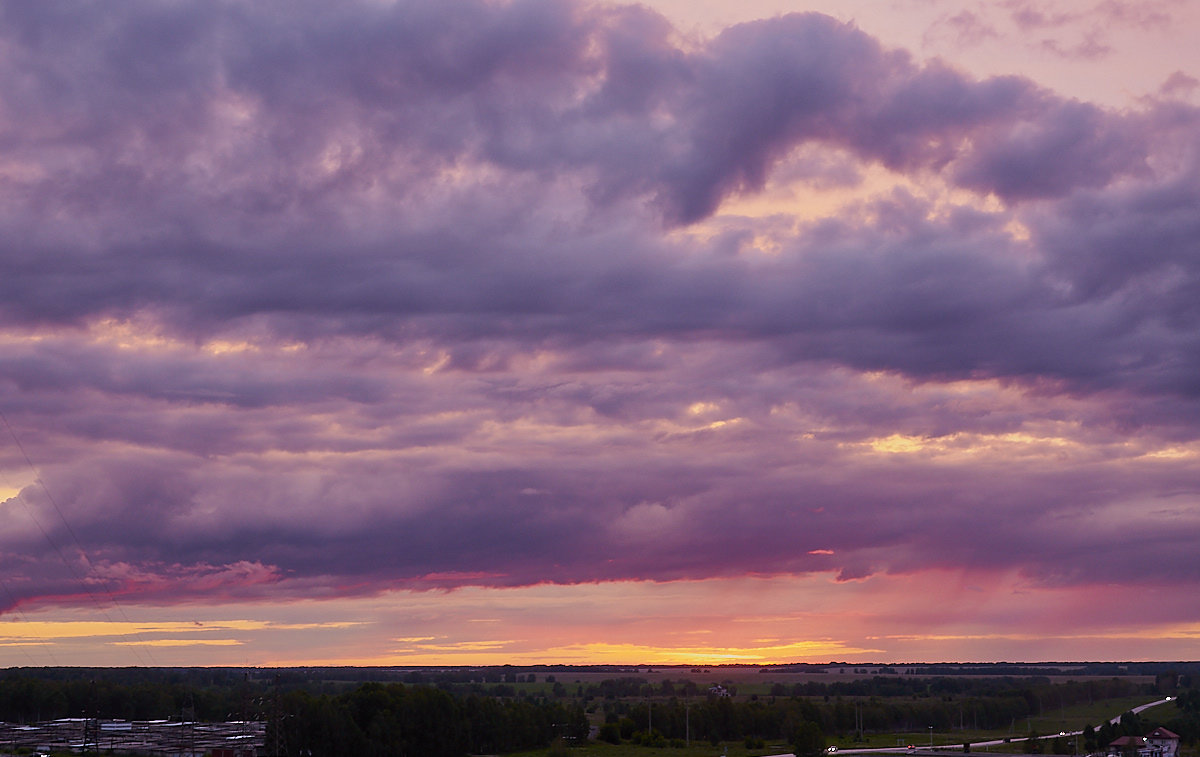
1;0;1199;667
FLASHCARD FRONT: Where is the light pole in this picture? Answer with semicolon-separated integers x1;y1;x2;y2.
929;726;934;749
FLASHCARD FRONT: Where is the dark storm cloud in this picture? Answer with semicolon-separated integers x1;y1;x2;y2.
1;0;1199;611
0;0;1185;347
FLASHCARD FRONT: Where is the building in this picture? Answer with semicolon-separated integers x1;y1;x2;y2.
1109;735;1152;757
1145;727;1180;757
0;717;262;755
1108;729;1180;757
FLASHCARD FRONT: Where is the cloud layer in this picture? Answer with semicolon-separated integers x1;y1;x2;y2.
1;0;1199;647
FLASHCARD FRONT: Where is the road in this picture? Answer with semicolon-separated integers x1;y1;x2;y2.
830;697;1176;755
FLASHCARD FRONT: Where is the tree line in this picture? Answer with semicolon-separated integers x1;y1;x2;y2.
271;683;590;757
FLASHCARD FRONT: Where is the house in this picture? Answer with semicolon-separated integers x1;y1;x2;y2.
1108;735;1151;757
1108;729;1180;757
1145;728;1180;757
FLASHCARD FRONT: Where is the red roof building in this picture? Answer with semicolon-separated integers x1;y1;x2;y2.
1145;728;1180;757
1108;729;1180;757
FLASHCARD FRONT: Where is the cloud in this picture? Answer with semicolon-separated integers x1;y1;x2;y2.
924;10;1001;49
1160;71;1200;99
1038;31;1112;60
0;0;1198;624
997;0;1176;61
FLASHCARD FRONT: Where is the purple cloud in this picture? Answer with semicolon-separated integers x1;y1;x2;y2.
0;0;1199;619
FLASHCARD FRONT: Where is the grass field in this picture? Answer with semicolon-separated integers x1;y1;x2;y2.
501;693;1171;757
859;694;1165;745
1022;695;1160;735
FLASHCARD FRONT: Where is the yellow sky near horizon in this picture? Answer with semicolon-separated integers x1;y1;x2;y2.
5;571;1197;667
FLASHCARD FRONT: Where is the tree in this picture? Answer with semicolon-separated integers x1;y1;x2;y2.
1118;711;1142;738
792;720;825;757
1155;672;1178;694
599;722;621;744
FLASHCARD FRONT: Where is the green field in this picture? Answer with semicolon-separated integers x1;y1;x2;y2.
854;694;1163;745
507;693;1173;757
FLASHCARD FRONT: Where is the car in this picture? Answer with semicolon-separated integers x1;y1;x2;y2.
826;747;838;753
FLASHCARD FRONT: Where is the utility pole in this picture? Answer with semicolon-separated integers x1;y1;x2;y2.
82;712;99;755
82;678;100;755
686;701;690;747
182;696;197;757
270;675;287;757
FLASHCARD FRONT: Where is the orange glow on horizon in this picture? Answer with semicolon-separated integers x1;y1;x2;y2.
262;638;885;668
111;639;245;647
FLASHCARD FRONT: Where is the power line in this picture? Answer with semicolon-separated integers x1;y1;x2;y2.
0;407;158;667
0;461;65;667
